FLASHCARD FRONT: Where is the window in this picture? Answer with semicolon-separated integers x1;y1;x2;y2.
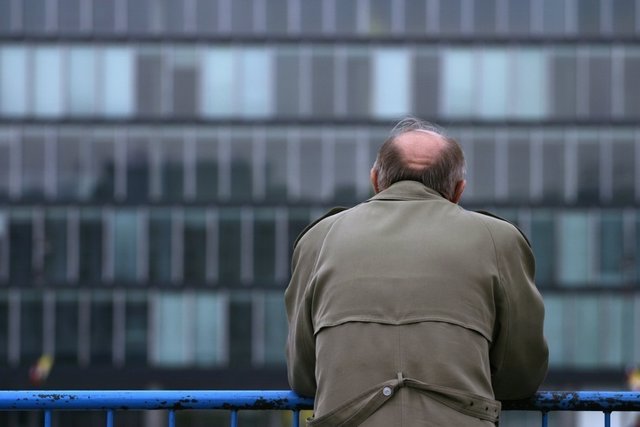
287;208;312;259
0;293;7;362
44;209;68;282
9;210;33;283
558;212;591;286
469;132;496;200
34;48;63;117
369;0;392;34
254;210;276;284
0;47;28;116
624;49;640;119
152;293;188;365
230;132;254;202
531;211;556;286
513;49;548;119
23;0;46;33
127;0;151;33
194;293;225;365
372;49;410;118
79;209;103;282
336;1;358;35
541;132;566;202
88;132;116;201
346;48;371;118
478;49;508;118
611;132;635;202
195;132;219;201
474;0;497;34
21;132;47;199
162;0;186;33
265;130;289;202
507;0;531;34
551;49;578;119
103;48;134;117
90;292;113;364
55;292;78;364
588;49;612;119
126;133;150;202
577;0;601;35
311;48;335;117
298;132;325;202
148;210;172;283
57;132;84;200
20;291;43;362
0;133;12;199
113;210;138;282
68;48;97;115
576;133;600;203
543;296;566;365
542;0;567;34
201;48;234;117
58;0;82;32
240;49;272;117
184;210;207;283
158;135;184;201
229;292;252;367
334;131;359;202
612;0;636;35
93;0;116;33
136;48;164;116
599;212;624;284
439;0;463;34
219;209;242;285
125;292;148;364
275;48;300;116
171;49;198;117
264;293;287;365
266;0;288;34
300;1;323;34
506;132;531;200
570;296;600;367
441;49;474;117
0;211;7;280
413;48;440;118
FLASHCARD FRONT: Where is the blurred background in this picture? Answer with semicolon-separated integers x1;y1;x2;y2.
0;0;639;426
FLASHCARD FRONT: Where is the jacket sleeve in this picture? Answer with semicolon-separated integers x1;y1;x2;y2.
284;236;319;397
489;224;549;400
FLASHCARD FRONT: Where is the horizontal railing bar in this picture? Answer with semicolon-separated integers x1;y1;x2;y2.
1;391;639;412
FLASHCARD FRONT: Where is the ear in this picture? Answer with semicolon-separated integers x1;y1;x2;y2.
451;180;466;204
370;167;380;194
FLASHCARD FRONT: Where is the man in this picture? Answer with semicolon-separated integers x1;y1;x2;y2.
285;118;548;426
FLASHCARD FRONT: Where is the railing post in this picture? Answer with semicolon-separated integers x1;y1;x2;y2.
230;409;238;427
540;411;548;427
604;411;611;427
292;410;300;427
106;410;115;427
43;410;52;427
168;409;176;427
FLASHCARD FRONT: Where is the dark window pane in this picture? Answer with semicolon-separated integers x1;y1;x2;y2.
369;0;392;34
254;210;275;283
336;1;357;34
264;293;287;364
55;293;78;364
93;0;115;33
125;293;147;364
0;137;11;199
230;134;253;202
507;133;531;201
172;50;198;117
0;294;7;362
265;132;288;202
300;0;323;33
195;134;219;201
88;134;116;201
127;0;150;33
195;0;220;33
311;49;334;116
471;134;496;200
624;53;640;119
588;54;612;119
90;293;113;364
0;1;11;32
612;0;635;35
600;213;624;284
22;134;46;199
79;210;102;282
413;50;440;118
542;134;565;202
136;50;163;116
611;135;635;202
551;51;578;119
507;0;531;34
405;0;427;35
57;134;83;200
184;210;207;283
21;292;42;362
23;0;46;33
577;0;601;35
231;0;253;33
275;49;300;116
44;210;67;282
531;212;555;286
162;0;185;33
474;0;497;34
576;136;600;203
160;136;184;202
113;210;138;281
334;133;358;202
148;210;172;283
229;294;252;367
299;134;324;202
126;135;150;202
346;50;370;118
58;0;81;31
542;0;566;33
266;0;288;34
9;210;33;283
219;210;241;285
440;0;462;34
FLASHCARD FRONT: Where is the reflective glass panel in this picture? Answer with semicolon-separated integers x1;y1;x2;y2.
612;0;636;35
336;0;357;35
195;293;223;365
79;209;102;282
266;0;288;34
599;212;624;284
90;292;113;364
219;209;242;285
299;132;324;202
153;293;188;365
113;210;138;281
542;0;566;34
474;0;497;34
195;133;219;201
507;0;531;34
543;296;565;365
441;49;474;117
172;49;198;117
125;292;147;365
0;47;28;115
558;212;590;285
588;51;612;119
405;0;427;34
126;134;150;202
93;0;116;33
470;132;496;200
23;0;46;32
413;49;440;118
159;136;184;202
624;50;640;119
88;133;116;201
184;210;207;283
372;49;409;118
58;0;81;31
34;48;63;117
611;133;635;202
288;208;311;260
254;210;276;283
311;48;334;117
346;48;371;118
551;49;578;119
439;0;462;34
0;135;11;199
264;293;287;364
275;48;300;116
0;293;7;362
201;48;234;117
127;0;151;33
570;296;599;367
506;132;531;200
230;132;253;202
57;133;84;200
513;49;548;119
55;291;78;364
265;131;288;202
103;48;134;117
240;49;272;117
334;132;358;202
69;48;96;115
576;134;600;203
229;292;252;367
44;209;67;282
136;48;164;116
20;292;43;362
531;211;556;286
148;210;172;283
369;0;392;34
541;132;566;202
577;0;601;35
478;49;508;118
300;0;323;33
21;133;46;199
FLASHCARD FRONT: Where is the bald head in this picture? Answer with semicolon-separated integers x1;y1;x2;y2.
371;118;466;203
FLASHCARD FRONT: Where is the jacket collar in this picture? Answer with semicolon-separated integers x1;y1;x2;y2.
367;181;449;202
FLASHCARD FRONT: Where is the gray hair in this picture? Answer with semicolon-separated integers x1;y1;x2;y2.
373;117;466;199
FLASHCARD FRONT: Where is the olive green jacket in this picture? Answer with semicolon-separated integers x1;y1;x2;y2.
285;181;548;426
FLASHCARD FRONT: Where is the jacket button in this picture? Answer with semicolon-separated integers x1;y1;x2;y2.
382;387;392;396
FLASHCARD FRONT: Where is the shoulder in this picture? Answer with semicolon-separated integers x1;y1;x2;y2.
469;210;531;248
293;207;350;250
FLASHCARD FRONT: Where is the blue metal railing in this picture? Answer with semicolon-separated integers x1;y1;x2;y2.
0;390;639;426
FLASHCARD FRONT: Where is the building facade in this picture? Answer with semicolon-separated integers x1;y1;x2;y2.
1;0;639;425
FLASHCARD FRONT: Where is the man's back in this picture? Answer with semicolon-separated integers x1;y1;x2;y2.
286;181;548;426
